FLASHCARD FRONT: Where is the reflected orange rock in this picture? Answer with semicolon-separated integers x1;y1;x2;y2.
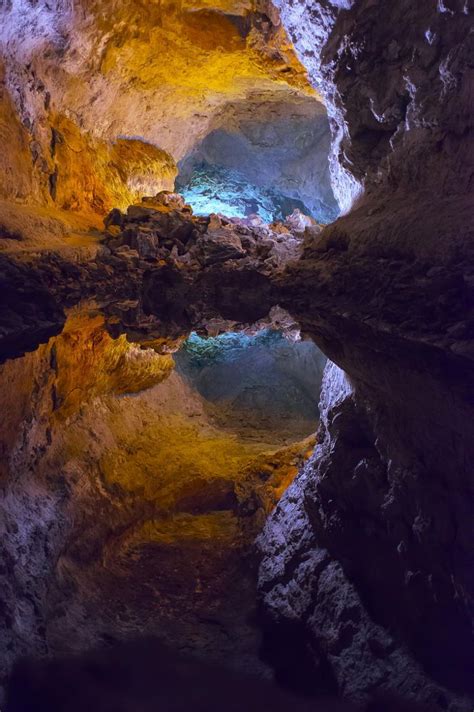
0;307;317;676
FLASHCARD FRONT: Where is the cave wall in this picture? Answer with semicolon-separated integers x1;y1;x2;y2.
258;1;474;709
273;0;473;218
0;63;39;204
0;0;320;221
0;0;472;708
177;92;338;222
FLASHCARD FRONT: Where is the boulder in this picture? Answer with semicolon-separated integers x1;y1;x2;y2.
197;228;246;265
142;191;188;211
284;209;316;233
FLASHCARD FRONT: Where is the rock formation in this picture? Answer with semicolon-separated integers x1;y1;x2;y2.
0;0;329;222
176;92;338;222
0;0;472;711
257;1;474;710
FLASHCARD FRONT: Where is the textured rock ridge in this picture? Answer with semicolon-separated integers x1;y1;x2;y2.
274;0;473;216
259;363;472;710
256;1;474;709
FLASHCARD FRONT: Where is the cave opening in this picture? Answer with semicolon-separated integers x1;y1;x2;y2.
174;95;339;225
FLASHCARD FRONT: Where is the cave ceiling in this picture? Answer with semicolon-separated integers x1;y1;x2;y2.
0;0;324;219
0;1;472;710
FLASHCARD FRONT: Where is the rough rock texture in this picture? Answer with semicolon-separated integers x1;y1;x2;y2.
0;0;326;221
177;93;338;222
256;1;474;710
259;363;472;710
0;192;319;363
1;173;471;711
273;0;474;216
0;0;472;709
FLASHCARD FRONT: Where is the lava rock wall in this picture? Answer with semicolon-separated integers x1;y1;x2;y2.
177;93;338;222
257;1;474;709
0;0;320;219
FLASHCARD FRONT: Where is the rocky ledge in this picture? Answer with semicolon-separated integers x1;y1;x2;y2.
0;192;322;363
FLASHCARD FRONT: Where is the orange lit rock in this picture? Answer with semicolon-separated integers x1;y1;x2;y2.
49;116;177;215
0;64;38;203
0;0;318;224
0;310;316;680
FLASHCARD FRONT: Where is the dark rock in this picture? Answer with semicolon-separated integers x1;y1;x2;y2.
104;208;124;229
202;268;276;323
129;230;161;260
142;265;192;329
0;256;65;364
197;228;246;265
126;205;161;222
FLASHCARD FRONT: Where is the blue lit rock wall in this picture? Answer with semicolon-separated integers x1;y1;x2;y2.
176;164;311;222
174;330;327;434
177;95;339;224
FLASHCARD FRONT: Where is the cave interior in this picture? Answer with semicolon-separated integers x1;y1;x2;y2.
0;1;472;711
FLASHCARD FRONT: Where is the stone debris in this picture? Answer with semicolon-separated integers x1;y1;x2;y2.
102;191;313;274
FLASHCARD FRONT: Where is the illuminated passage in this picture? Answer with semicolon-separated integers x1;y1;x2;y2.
174;329;327;438
176;164;312;222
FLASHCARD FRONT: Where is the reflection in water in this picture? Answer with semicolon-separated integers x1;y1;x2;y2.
175;330;326;437
0;308;324;693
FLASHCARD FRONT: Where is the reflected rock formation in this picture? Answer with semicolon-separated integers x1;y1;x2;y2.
0;1;473;711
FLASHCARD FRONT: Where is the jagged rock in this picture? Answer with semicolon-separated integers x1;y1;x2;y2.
252;2;474;709
0;0;326;216
142;191;189;211
126;205;162;222
104;208;125;229
129;207;195;244
197;228;246;265
284;208;316;233
258;363;472;711
130;231;162;260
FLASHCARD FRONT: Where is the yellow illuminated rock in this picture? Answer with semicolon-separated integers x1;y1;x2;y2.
0;0;319;229
49;116;177;214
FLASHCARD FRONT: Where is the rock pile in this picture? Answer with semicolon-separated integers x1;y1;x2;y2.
102;191;313;274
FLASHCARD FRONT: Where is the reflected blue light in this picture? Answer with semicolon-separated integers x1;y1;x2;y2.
174;329;327;422
178;330;280;367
